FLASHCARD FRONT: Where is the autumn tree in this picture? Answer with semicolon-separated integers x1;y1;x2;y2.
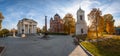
36;27;41;33
103;14;115;34
11;28;17;34
0;12;4;30
0;28;9;37
42;26;46;33
97;16;104;35
63;13;75;34
88;8;104;38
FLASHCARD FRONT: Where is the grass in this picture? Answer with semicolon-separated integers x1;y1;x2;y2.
81;37;120;56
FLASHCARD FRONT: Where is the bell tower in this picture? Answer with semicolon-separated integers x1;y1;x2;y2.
76;7;88;35
76;7;86;23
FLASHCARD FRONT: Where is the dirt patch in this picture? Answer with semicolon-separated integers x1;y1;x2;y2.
0;46;4;53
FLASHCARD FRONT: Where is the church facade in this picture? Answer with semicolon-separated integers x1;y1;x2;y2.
17;18;37;34
50;14;64;33
76;7;88;35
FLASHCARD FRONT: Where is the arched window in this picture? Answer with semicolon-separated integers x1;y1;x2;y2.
81;28;83;33
80;15;82;20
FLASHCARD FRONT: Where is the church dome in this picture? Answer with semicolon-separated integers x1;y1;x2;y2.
54;13;59;16
54;13;60;19
50;17;53;20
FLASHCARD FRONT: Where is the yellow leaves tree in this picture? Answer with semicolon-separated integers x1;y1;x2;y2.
42;26;46;33
36;27;41;33
97;16;104;36
63;13;75;34
104;14;115;34
0;12;4;30
0;28;9;37
88;8;104;38
107;20;115;34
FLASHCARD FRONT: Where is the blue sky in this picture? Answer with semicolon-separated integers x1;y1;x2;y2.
0;0;120;30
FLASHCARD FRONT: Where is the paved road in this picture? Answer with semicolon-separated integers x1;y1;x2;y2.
0;35;88;56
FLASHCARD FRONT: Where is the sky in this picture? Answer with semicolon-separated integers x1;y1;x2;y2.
0;0;120;30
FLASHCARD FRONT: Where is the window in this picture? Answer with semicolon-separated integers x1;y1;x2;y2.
81;28;83;33
80;15;82;20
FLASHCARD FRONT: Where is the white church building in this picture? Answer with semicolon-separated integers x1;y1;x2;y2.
76;7;88;35
17;18;37;34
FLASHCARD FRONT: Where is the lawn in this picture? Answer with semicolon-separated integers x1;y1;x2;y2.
81;37;120;56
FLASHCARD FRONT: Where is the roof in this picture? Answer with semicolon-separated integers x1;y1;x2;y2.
17;18;37;26
54;13;61;19
54;13;59;16
50;17;53;20
77;7;84;12
22;18;37;23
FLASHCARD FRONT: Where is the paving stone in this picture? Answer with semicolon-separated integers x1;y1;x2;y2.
0;35;88;56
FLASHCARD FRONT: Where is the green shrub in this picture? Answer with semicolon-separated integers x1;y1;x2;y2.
0;29;9;37
76;34;87;41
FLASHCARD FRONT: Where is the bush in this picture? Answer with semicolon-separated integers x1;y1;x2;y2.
0;29;10;37
72;34;76;37
76;34;87;41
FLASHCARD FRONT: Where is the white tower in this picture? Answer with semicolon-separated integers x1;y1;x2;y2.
76;7;88;35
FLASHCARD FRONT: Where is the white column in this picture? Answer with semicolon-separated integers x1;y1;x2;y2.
19;26;20;34
33;25;34;33
35;25;36;33
20;24;22;34
34;25;36;33
17;26;19;34
31;25;33;33
28;24;29;34
23;24;25;34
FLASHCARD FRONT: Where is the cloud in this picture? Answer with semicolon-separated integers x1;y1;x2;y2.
53;0;101;25
115;18;120;26
102;1;120;15
100;0;120;26
1;0;120;30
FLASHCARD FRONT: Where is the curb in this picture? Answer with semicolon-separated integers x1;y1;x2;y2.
0;46;6;56
79;43;94;56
